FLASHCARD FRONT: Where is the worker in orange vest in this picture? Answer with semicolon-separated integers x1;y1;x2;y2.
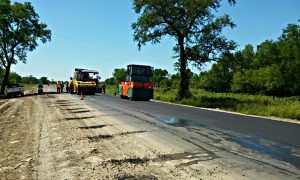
56;82;61;93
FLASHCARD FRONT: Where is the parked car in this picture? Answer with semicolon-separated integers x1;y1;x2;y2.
4;84;24;98
38;84;43;94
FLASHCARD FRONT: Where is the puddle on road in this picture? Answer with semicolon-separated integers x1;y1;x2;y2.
155;116;207;128
155;115;300;169
226;135;300;168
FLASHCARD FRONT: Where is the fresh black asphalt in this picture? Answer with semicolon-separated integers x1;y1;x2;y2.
82;93;300;148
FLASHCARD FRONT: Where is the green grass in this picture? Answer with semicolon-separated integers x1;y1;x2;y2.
106;86;300;120
105;86;118;95
21;84;37;91
155;88;300;120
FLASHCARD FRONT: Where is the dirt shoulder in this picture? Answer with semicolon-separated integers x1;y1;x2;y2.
0;96;41;179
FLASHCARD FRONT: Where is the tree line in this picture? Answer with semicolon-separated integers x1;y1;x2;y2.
0;68;51;85
199;23;300;97
106;22;300;97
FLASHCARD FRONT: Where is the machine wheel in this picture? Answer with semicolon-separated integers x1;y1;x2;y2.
76;89;81;95
120;95;126;99
70;86;75;94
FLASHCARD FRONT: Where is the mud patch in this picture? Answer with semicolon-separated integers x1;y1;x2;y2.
119;131;147;136
65;116;96;121
56;100;71;103
79;125;107;129
104;157;149;166
116;175;157;180
86;130;146;142
87;135;113;142
225;135;300;168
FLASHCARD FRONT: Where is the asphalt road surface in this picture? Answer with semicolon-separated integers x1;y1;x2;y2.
76;93;300;172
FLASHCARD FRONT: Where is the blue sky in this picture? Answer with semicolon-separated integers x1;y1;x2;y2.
11;0;300;81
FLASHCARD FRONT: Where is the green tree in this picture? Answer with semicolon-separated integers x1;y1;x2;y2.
39;76;50;84
199;62;232;92
159;78;172;89
21;75;39;84
278;23;300;95
104;77;115;86
132;0;236;99
151;68;168;87
0;0;51;94
255;40;280;68
170;73;180;89
112;68;126;85
8;71;21;85
0;70;21;85
231;70;256;93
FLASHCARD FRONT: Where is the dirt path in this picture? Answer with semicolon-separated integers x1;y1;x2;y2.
0;90;298;179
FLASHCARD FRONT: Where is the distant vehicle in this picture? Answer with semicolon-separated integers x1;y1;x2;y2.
4;85;24;98
119;64;154;101
38;84;43;94
68;68;100;95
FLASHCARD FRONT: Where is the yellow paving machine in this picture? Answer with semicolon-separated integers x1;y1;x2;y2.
68;68;100;95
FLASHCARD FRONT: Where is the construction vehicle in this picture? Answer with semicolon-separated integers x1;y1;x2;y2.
68;68;100;95
119;64;153;101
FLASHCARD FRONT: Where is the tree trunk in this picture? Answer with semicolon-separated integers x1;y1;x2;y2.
0;62;11;95
178;36;191;99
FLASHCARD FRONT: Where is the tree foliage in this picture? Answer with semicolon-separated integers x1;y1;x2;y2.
151;68;168;87
200;22;300;96
112;68;126;84
132;0;236;99
0;0;51;94
21;75;39;84
104;68;127;86
39;76;50;84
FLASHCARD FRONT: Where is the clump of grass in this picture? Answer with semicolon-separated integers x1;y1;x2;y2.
105;85;118;94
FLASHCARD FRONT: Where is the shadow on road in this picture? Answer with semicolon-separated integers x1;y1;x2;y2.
79;125;108;129
65;116;96;121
